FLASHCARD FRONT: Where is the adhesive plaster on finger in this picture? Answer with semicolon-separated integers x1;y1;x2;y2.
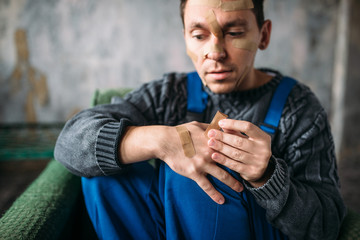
204;111;228;138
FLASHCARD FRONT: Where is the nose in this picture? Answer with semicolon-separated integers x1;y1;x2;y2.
203;37;226;61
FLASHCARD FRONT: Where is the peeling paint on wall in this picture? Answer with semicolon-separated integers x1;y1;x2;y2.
8;29;49;123
0;0;340;122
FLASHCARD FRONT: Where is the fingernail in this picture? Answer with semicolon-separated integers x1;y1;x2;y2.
218;198;225;204
219;120;225;127
208;129;216;138
212;153;219;160
208;139;216;147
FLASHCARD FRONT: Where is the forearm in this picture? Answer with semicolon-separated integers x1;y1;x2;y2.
119;125;174;165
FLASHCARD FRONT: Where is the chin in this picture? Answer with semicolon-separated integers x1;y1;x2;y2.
207;84;235;94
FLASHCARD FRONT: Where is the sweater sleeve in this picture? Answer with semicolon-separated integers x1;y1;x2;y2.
54;73;187;177
245;85;346;240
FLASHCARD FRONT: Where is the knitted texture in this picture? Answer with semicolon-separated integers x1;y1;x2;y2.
338;209;360;240
0;160;80;240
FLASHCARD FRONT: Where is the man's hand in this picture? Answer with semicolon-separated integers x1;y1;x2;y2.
161;121;243;204
207;119;274;188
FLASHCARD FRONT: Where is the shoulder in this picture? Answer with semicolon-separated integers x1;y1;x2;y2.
276;79;330;150
125;72;188;102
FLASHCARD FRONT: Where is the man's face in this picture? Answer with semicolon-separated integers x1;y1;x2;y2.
184;0;268;93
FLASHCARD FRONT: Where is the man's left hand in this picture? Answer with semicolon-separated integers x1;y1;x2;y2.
207;119;274;188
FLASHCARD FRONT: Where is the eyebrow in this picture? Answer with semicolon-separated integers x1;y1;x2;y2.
222;19;249;29
188;18;249;30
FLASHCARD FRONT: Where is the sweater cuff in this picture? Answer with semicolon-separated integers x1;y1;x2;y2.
244;156;288;200
95;119;132;175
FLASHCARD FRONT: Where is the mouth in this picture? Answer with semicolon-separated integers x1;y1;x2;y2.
206;69;233;80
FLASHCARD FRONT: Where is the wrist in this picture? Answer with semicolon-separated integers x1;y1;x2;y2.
248;156;275;188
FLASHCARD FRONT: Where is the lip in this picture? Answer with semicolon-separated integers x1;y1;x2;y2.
206;70;233;80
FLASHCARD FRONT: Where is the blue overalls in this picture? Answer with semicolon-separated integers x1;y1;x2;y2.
82;72;296;240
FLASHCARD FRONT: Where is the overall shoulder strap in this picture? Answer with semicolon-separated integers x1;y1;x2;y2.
186;72;208;122
260;77;297;135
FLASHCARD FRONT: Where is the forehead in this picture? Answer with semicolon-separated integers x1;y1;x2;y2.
184;6;256;29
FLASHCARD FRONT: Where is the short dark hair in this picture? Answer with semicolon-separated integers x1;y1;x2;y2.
180;0;265;29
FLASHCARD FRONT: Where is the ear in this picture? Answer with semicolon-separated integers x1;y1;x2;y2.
258;20;272;50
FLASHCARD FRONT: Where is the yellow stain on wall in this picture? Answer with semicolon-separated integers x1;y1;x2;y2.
9;29;49;123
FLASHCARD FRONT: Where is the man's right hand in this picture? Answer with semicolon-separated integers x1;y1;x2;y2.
159;121;243;204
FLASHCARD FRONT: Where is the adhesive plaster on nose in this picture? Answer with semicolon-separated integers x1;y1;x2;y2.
204;111;228;138
176;126;196;157
202;43;224;59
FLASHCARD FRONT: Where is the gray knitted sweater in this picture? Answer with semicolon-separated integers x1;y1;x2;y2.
55;69;346;240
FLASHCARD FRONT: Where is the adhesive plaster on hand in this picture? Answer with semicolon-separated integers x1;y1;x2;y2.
176;126;196;158
204;111;228;138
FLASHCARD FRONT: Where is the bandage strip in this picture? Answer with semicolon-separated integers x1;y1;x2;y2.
206;10;223;39
188;0;254;11
204;111;228;138
232;39;258;52
176;126;196;157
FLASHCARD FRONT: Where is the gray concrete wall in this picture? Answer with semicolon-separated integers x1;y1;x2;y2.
0;0;340;123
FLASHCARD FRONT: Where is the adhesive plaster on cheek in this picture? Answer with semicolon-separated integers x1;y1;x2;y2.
176;126;196;158
187;48;198;62
232;39;258;52
204;111;228;138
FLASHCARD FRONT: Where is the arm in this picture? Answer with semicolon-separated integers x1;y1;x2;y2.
119;122;243;205
206;90;346;239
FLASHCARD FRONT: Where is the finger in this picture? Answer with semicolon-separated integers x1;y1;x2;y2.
211;152;245;173
205;165;243;192
219;119;263;139
208;138;252;162
208;129;252;152
194;175;225;205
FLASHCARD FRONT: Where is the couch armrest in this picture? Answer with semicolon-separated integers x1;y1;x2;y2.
0;160;80;239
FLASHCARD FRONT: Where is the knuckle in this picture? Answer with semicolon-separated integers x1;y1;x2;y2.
243;122;252;132
233;151;243;161
235;137;244;148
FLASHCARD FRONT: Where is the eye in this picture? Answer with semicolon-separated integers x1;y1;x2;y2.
227;32;244;37
192;34;205;40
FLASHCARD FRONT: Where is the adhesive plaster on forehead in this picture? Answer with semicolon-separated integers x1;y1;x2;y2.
204;111;228;138
220;0;254;11
176;126;196;157
188;0;254;11
232;39;258;52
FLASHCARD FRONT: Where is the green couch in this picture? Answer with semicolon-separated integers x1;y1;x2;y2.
0;88;359;239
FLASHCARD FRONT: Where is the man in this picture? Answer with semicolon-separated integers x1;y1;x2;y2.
55;0;346;239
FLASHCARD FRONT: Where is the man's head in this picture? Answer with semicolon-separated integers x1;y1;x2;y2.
180;0;265;30
181;0;272;93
